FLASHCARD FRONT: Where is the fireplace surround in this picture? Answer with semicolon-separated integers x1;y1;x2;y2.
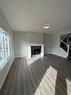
27;44;44;59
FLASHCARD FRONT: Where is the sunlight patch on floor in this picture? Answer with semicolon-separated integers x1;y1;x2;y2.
27;54;41;65
66;78;71;95
34;66;57;95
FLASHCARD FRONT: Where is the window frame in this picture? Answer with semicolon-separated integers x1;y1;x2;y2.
0;28;11;70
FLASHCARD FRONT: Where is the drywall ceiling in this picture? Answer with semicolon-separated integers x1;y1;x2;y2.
0;0;71;33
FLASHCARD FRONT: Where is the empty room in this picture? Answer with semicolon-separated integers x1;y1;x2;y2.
0;0;71;95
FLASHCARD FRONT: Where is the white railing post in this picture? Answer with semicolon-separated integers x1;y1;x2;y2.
67;44;69;57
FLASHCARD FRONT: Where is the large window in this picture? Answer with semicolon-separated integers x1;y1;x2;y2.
0;28;10;69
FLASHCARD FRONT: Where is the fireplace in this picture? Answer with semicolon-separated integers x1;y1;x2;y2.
31;46;41;57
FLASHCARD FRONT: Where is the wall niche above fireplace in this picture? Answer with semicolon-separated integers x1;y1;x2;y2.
31;46;41;57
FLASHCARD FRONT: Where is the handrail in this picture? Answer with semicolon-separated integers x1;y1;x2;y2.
60;40;68;46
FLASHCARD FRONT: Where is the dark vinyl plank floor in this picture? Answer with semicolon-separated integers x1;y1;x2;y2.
0;54;71;95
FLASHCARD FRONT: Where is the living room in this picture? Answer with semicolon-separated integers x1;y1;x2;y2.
0;0;71;95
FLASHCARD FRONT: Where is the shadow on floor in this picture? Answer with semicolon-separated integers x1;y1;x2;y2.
55;72;67;95
1;54;71;95
25;54;71;95
46;55;71;95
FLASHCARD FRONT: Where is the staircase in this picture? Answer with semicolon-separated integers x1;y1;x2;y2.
61;34;71;60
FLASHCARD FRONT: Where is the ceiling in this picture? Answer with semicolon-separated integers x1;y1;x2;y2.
0;0;71;33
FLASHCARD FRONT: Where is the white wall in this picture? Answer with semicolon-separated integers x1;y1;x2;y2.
14;31;44;58
44;30;71;58
0;10;14;89
44;34;54;54
52;34;68;58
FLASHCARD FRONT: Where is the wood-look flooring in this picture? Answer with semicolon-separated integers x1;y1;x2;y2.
0;54;71;95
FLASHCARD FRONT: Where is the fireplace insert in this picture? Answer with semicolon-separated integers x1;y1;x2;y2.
31;46;41;57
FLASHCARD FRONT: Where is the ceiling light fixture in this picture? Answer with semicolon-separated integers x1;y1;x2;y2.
43;24;50;29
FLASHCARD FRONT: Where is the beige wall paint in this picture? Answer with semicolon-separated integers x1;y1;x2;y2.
0;10;14;89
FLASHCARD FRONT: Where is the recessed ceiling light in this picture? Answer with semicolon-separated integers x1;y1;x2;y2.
43;24;50;29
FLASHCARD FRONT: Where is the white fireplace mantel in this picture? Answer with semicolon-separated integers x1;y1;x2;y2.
27;44;44;59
